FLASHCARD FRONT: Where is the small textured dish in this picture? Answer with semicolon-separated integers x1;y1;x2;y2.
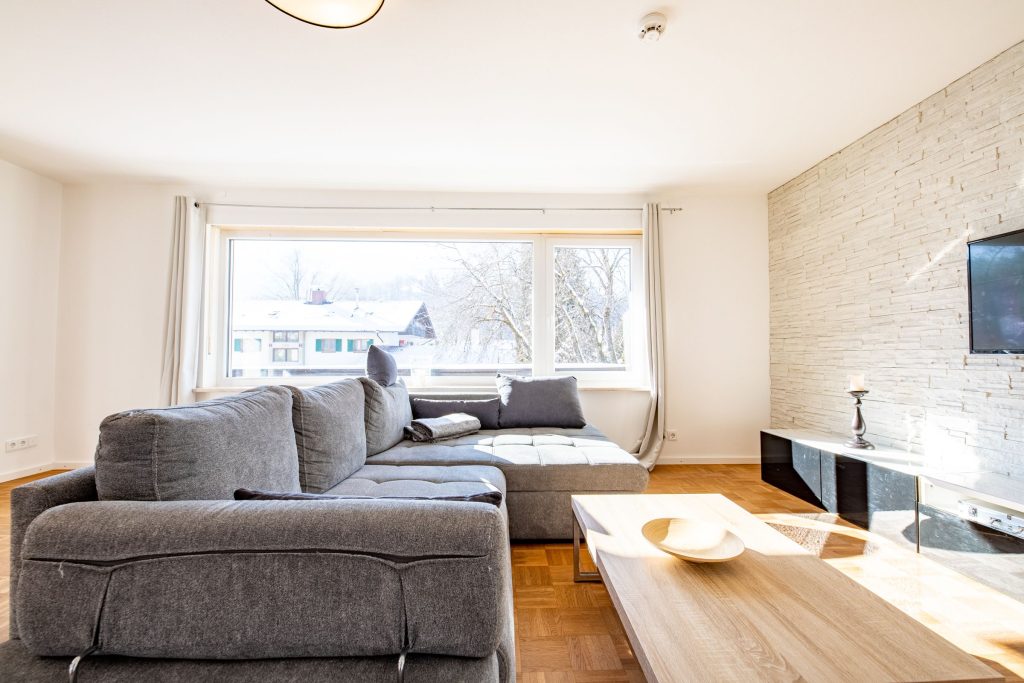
641;517;745;563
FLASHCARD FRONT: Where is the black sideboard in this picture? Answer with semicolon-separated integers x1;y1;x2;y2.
761;431;918;550
760;429;1024;600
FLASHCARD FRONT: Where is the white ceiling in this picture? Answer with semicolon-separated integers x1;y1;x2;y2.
1;0;1023;194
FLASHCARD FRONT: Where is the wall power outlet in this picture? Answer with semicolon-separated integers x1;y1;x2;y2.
666;429;679;441
4;435;38;453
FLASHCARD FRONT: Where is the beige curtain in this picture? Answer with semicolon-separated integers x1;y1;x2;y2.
634;203;666;469
160;196;204;406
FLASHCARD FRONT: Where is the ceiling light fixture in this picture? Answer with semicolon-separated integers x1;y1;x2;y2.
638;12;667;42
264;0;386;29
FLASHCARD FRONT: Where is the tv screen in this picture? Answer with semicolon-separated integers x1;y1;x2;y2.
969;228;1024;354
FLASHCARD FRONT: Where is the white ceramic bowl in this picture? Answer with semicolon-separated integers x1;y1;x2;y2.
641;517;745;563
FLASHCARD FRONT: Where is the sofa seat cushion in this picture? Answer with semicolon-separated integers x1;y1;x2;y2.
328;465;506;500
365;426;648;493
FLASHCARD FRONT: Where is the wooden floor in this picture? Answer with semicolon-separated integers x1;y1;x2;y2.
3;466;1024;681
513;465;1024;682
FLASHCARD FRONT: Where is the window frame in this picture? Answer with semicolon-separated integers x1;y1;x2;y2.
202;227;647;390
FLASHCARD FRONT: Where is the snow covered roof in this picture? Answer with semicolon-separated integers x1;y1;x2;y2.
233;299;430;333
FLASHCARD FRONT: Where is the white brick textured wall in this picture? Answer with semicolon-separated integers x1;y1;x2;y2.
768;41;1024;477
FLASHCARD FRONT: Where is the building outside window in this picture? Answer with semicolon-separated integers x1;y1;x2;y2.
349;338;373;353
272;348;300;363
214;234;644;386
316;338;344;353
233;338;262;353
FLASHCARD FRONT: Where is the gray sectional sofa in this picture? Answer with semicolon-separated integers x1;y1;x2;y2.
1;376;648;682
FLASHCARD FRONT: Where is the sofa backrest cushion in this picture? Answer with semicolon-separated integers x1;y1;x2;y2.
288;380;366;493
495;374;587;428
359;377;413;456
411;397;501;430
366;344;399;386
95;386;300;501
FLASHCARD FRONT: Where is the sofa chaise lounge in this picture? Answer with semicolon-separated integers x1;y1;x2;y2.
1;374;648;681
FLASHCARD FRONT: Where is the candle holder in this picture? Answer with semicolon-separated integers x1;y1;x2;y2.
845;390;874;449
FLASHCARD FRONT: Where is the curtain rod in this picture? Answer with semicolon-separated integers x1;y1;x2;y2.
193;201;683;213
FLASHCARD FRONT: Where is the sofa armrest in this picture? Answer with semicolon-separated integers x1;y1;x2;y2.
17;499;512;662
9;466;97;639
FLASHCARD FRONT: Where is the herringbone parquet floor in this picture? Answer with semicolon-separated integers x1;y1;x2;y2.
3;465;1024;682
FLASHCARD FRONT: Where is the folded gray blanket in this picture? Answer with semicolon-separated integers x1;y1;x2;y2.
404;412;481;442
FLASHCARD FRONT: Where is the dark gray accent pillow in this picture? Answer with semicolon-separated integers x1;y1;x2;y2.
411;397;501;429
366;345;398;387
359;377;413;456
288;380;366;493
495;374;587;428
234;487;503;507
95;386;300;501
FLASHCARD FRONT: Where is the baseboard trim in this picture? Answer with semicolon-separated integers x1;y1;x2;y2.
51;461;92;470
0;464;56;484
657;454;759;465
0;460;92;484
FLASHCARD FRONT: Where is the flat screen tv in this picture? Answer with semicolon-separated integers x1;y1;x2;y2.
968;227;1024;354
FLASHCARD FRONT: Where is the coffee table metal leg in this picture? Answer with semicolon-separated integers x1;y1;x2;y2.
573;516;602;583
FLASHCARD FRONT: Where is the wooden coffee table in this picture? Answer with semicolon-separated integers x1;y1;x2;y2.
571;493;1002;683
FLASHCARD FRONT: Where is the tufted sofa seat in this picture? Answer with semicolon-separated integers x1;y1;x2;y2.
367;426;649;539
325;464;509;523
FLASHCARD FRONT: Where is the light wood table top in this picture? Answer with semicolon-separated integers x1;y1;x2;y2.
571;493;1003;683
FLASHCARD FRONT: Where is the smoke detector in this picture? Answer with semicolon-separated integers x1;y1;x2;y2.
638;12;666;42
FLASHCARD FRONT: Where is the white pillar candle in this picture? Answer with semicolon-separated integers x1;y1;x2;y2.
848;374;866;391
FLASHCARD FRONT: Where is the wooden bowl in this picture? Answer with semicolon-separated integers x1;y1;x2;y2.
641;517;745;563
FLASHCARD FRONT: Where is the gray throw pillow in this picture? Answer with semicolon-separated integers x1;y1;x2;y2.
366;345;398;386
411;397;501;429
95;386;300;501
288;380;367;493
234;487;503;507
495;374;587;429
359;377;413;455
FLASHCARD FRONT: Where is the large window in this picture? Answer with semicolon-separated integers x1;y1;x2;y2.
553;246;632;371
211;232;644;387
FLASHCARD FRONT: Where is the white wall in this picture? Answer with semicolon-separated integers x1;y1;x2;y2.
658;196;771;463
54;185;770;465
55;185;176;463
0;160;62;479
768;41;1024;477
